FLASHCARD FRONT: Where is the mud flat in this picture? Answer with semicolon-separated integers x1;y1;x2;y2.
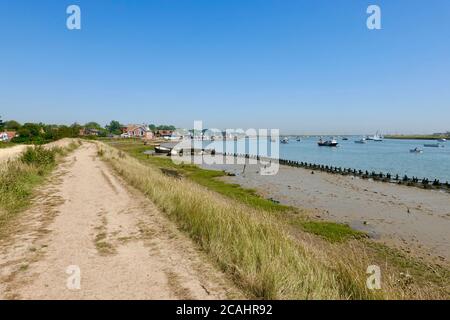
200;156;450;264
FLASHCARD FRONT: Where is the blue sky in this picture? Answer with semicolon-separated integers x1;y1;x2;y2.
1;0;449;134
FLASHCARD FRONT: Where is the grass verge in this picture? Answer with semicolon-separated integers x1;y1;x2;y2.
106;140;290;212
294;220;367;243
96;141;450;299
0;142;17;149
0;141;79;237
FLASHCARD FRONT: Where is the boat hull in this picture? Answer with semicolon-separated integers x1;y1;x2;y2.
155;146;171;154
318;142;338;147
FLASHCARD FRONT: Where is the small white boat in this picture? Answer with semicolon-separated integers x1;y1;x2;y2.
155;145;172;154
410;147;423;154
354;138;367;144
438;138;447;142
281;138;289;144
367;131;383;141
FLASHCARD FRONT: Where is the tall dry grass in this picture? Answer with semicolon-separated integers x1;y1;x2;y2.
99;142;411;299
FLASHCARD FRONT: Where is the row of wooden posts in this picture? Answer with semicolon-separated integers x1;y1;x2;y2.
223;152;450;191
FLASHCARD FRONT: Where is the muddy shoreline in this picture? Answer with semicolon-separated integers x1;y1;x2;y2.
199;156;450;265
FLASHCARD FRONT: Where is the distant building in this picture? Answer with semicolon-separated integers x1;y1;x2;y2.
0;131;17;142
121;124;153;139
79;128;100;136
144;131;154;140
156;129;174;138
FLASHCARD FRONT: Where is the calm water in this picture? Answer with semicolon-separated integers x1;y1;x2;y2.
202;137;450;182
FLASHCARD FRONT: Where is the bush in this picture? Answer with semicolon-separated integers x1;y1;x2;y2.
20;146;56;167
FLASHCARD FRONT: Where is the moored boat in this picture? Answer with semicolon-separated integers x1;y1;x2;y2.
367;131;383;141
424;143;441;148
318;138;338;147
155;145;172;154
410;147;423;153
354;138;367;144
281;137;289;144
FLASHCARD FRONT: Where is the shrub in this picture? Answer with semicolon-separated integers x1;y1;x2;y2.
20;146;56;167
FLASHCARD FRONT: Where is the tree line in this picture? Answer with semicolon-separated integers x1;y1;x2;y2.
0;117;176;144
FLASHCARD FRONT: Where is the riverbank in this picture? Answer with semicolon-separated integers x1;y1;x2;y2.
385;135;449;140
103;139;449;299
199;156;450;265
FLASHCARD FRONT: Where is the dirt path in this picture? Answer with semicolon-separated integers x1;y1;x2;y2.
0;143;238;300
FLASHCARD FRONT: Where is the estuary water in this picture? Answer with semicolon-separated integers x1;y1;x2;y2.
202;137;450;182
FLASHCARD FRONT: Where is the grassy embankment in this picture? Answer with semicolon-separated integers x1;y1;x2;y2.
100;139;449;299
0;141;79;237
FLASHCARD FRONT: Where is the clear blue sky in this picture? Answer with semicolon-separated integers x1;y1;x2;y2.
1;0;449;134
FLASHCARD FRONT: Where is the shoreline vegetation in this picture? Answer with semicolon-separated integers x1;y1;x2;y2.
0;140;80;238
100;139;449;299
384;134;450;140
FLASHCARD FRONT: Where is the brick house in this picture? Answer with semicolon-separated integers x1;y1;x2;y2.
121;125;153;139
0;131;17;142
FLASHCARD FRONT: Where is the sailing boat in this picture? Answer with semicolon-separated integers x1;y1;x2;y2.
367;131;383;141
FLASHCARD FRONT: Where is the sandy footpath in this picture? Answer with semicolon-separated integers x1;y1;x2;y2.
200;156;450;264
0;143;238;299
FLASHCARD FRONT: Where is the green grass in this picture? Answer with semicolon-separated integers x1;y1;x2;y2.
0;163;48;217
99;140;449;299
0;142;17;149
99;142;372;299
106;139;290;212
367;242;450;294
294;220;367;243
